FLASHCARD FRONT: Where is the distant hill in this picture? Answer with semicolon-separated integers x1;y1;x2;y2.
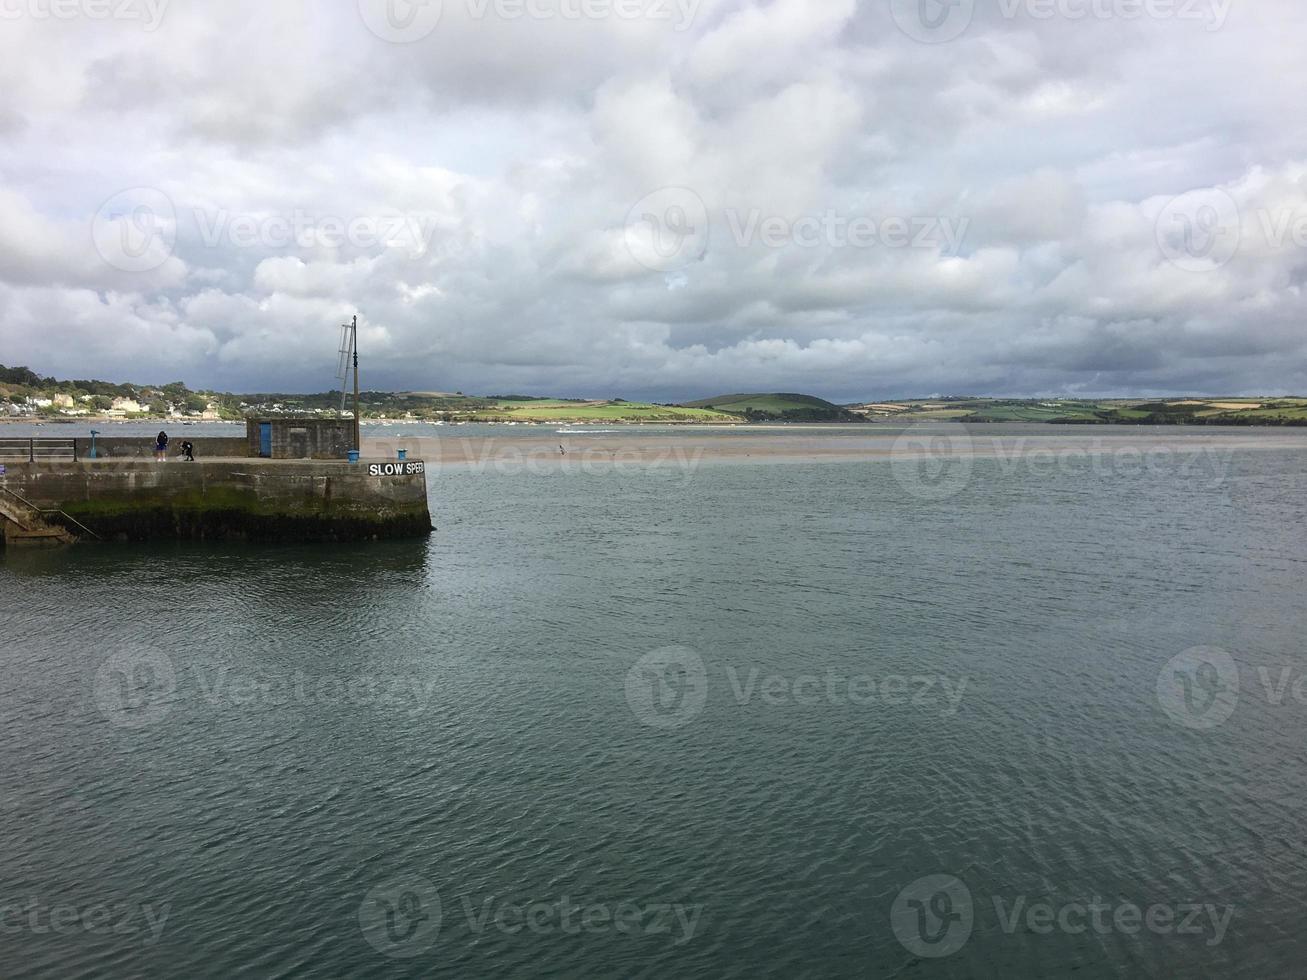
473;398;739;423
849;397;1307;426
680;392;865;422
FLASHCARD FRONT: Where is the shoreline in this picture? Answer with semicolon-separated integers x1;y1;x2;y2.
8;416;1307;429
360;427;1307;470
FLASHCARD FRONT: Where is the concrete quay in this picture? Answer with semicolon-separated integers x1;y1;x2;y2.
0;457;432;544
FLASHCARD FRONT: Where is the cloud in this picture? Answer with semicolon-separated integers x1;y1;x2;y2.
2;0;1307;398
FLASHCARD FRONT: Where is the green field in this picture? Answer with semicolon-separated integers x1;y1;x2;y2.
680;393;864;422
470;400;740;423
849;398;1307;426
955;400;1105;423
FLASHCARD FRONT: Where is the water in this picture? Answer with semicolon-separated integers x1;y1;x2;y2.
2;428;1306;977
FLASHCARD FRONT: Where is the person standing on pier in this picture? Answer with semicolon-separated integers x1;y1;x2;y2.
154;430;169;462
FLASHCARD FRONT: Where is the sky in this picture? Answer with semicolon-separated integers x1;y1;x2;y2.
2;0;1306;401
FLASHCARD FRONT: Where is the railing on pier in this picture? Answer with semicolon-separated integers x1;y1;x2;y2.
0;486;101;541
0;438;78;462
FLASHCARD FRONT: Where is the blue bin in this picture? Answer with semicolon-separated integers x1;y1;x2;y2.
348;449;360;464
397;449;408;461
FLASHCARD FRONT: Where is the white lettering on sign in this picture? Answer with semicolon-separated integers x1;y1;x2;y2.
368;461;425;477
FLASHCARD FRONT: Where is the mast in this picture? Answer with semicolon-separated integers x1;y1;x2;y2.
351;315;360;452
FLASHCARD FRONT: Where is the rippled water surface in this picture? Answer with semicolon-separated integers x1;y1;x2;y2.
3;428;1307;978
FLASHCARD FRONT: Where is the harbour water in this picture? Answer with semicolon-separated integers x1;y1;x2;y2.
2;425;1306;977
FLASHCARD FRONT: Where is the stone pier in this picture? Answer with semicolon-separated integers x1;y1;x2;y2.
0;458;432;544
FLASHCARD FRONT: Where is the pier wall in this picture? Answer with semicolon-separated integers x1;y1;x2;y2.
0;459;431;543
74;436;250;459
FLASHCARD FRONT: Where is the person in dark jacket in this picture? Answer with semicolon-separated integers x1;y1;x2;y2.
181;440;195;462
154;431;169;462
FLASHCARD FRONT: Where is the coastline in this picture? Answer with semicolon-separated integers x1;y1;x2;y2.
8;411;1307;429
8;416;1307;429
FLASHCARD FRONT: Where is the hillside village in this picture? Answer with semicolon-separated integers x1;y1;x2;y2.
5;392;228;421
0;364;282;422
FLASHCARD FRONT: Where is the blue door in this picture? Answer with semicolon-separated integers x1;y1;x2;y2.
259;423;272;458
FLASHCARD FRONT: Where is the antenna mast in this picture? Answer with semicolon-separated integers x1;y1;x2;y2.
352;315;360;453
335;315;361;451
